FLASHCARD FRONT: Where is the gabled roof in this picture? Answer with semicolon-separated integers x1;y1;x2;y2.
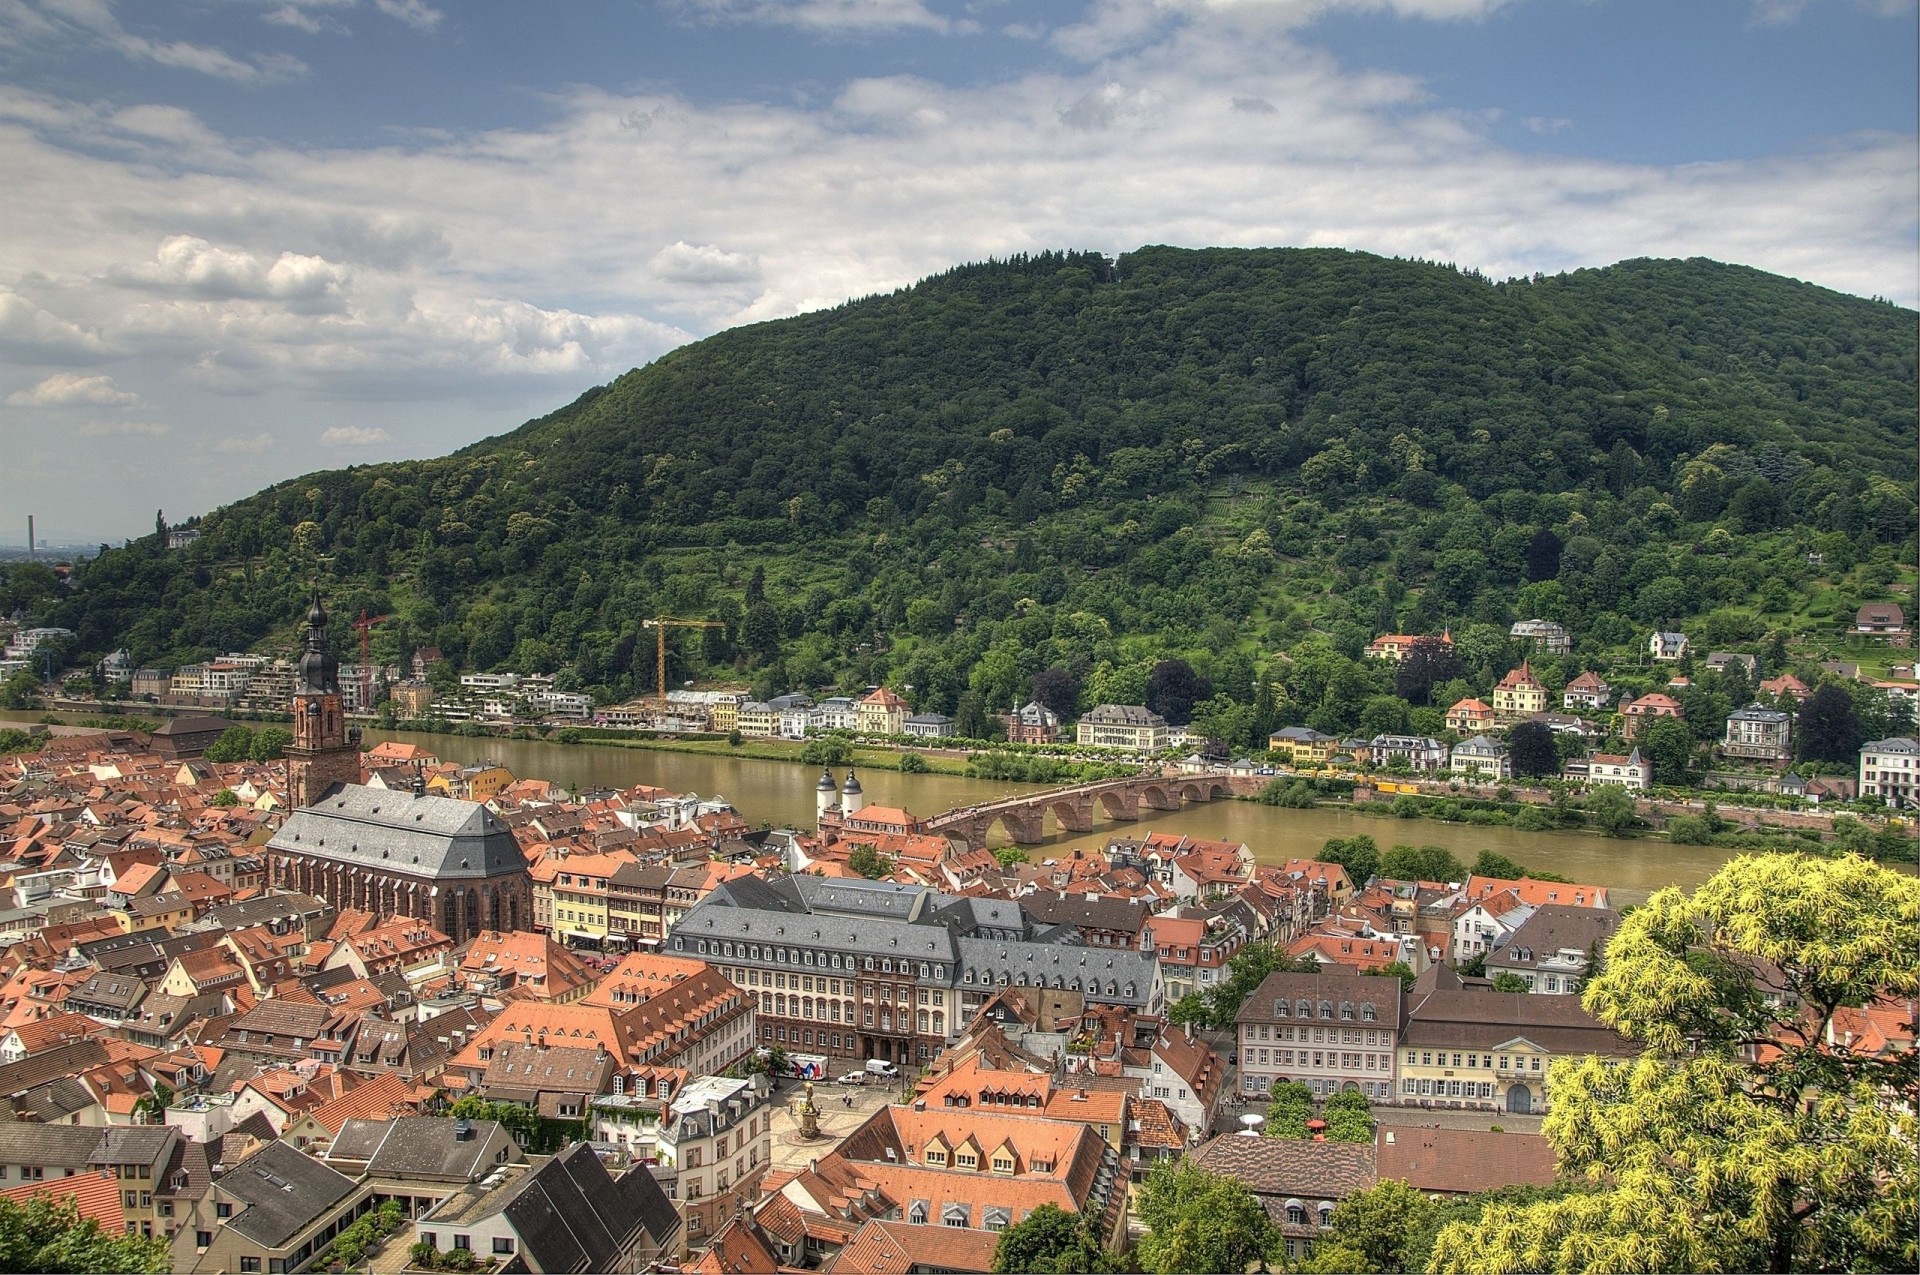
0;1169;125;1231
219;1141;358;1248
267;783;525;881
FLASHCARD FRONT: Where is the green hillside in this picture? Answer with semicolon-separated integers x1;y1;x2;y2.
9;246;1917;746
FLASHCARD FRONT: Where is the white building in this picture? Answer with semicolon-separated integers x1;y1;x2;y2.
460;672;522;692
1859;737;1920;808
1369;734;1449;774
1579;749;1651;790
1649;631;1690;662
1509;619;1571;654
1449;735;1512;781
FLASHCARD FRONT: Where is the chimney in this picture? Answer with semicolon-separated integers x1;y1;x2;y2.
26;515;33;560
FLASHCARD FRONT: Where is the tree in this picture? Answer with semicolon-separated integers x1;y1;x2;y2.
1317;834;1379;886
1365;960;1417;991
1472;850;1526;880
0;1191;173;1273
1584;783;1638;837
1321;1087;1374;1142
0;670;41;711
1379;844;1466;883
1203;941;1318;1027
955;689;991;740
1308;1178;1438;1272
1797;684;1862;763
1395;636;1462;706
1492;971;1530;994
203;725;255;763
991;1202;1112;1274
1525;527;1564;582
898;752;929;773
250;725;292;762
992;846;1030;868
1134;1159;1281;1275
1430;853;1920;1275
847;844;893;879
1638;716;1695;786
1030;666;1081;718
1508;720;1559;779
210;788;240;808
1144;659;1212;727
1266;1079;1313;1138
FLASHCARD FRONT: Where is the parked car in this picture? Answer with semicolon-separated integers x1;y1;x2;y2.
835;1072;866;1086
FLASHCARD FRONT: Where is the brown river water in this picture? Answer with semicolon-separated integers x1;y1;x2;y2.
362;729;1755;905
2;710;1782;906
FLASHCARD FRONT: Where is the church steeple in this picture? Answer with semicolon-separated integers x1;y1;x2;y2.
287;588;359;808
298;587;340;695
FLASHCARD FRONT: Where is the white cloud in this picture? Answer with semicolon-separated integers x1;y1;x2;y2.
5;0;306;83
321;424;392;445
7;372;139;406
78;418;166;436
212;431;276;453
681;0;968;34
0;286;109;358
1750;0;1916;23
373;0;443;31
0;7;1912;537
650;242;764;284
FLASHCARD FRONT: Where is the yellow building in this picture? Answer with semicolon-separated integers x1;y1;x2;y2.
1490;661;1548;721
709;696;742;733
1399;990;1636;1115
736;701;780;738
391;680;434;716
1266;727;1336;766
858;687;910;735
532;849;632;944
426;761;515;801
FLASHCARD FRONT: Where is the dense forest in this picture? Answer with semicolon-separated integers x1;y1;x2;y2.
5;246;1916;751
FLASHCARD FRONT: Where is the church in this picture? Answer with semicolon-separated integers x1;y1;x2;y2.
266;592;533;943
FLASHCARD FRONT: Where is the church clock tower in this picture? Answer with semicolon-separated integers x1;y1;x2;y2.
286;590;362;808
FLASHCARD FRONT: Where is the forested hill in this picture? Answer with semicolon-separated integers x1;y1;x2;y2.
15;246;1918;740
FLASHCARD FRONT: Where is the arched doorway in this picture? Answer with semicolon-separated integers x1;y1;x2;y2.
1506;1084;1533;1114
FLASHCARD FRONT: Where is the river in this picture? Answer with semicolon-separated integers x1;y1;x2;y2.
0;709;1769;904
359;729;1748;904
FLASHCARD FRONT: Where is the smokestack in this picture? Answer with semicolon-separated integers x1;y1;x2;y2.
26;516;33;560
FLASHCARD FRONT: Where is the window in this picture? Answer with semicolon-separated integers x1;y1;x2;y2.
240;1260;260;1273
493;1239;515;1255
454;1236;471;1253
215;1203;233;1219
195;1231;213;1248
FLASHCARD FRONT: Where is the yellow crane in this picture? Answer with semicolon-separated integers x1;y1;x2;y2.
640;616;724;701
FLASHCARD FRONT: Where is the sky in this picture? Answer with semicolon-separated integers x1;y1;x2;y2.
1;0;1914;546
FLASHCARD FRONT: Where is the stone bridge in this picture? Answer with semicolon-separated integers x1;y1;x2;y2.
922;771;1264;851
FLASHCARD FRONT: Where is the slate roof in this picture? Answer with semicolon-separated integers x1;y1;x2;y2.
88;1126;177;1169
267;783;526;881
220;1141;359;1248
1403;986;1638;1055
0;1122;106;1170
499;1144;677;1273
329;1116;513;1180
1017;892;1151;937
1487;906;1622;972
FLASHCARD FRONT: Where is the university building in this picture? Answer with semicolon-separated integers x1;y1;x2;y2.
675;876;1162;1068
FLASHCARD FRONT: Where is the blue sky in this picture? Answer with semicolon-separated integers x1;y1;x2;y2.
1;0;1914;543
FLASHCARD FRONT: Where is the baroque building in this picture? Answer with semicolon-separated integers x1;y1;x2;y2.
268;592;532;943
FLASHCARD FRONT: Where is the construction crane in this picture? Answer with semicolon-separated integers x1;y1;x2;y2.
351;610;392;665
641;616;724;701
